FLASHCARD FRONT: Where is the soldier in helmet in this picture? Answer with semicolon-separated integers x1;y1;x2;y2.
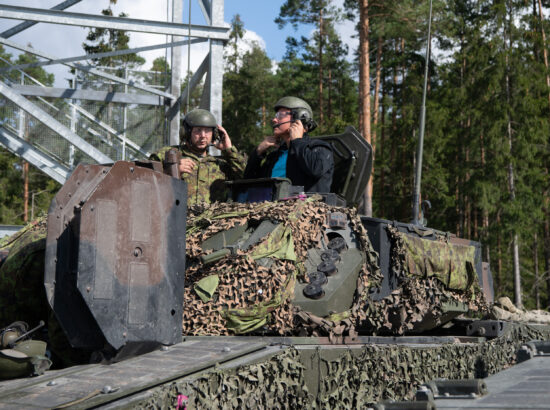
150;109;245;205
244;96;334;193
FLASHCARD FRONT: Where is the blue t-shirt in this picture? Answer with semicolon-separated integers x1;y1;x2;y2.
270;146;288;178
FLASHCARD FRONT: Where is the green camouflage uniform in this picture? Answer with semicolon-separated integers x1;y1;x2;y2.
0;217;48;330
150;145;246;206
0;217;91;368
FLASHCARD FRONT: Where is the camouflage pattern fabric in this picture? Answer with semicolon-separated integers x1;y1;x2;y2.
397;231;476;291
0;217;48;331
136;323;550;409
183;198;326;336
183;200;488;339
351;226;487;336
0;217;91;368
150;145;246;205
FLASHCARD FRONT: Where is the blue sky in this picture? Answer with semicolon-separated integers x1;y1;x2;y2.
224;2;314;62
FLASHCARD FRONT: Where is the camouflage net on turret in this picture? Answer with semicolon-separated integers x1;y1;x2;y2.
182;198;489;338
183;197;347;335
350;226;489;335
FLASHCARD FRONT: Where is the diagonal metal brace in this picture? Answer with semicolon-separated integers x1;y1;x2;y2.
181;54;209;104
0;81;112;164
0;125;70;184
0;36;176;100
0;0;82;39
0;5;230;40
0;38;205;73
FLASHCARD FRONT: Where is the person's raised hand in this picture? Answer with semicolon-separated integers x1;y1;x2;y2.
289;120;304;141
256;135;280;155
215;125;232;151
178;157;196;176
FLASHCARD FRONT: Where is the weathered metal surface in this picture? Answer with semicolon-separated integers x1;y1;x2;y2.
110;323;550;409
467;320;507;338
184;334;485;346
0;339;267;409
423;379;488;398
2;325;550;408
434;355;550;409
44;161;187;350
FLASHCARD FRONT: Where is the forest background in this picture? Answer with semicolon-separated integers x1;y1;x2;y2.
1;0;550;310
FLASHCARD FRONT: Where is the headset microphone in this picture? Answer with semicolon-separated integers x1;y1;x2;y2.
271;120;293;129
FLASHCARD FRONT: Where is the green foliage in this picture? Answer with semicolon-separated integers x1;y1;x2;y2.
82;3;145;70
335;0;550;307
0;44;60;224
226;14;245;72
223;44;276;153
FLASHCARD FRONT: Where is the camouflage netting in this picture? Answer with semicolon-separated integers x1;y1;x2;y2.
0;197;488;356
182;198;488;339
137;323;550;409
0;217;92;367
0;216;48;328
142;348;310;409
352;226;489;335
183;197;346;336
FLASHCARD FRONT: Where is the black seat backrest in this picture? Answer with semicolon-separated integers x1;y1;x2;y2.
312;126;372;207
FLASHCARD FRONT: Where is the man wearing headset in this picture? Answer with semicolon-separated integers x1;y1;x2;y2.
150;109;245;205
244;96;334;193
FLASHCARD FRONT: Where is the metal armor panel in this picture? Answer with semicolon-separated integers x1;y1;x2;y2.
45;161;187;350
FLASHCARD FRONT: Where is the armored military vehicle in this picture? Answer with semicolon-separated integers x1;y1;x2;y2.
1;126;549;409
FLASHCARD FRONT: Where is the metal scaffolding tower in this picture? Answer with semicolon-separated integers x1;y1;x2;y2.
0;0;229;184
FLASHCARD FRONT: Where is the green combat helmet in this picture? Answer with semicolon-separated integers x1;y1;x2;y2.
181;108;217;141
0;321;51;379
274;96;317;132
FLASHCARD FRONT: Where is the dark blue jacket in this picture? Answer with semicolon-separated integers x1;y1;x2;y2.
244;136;334;193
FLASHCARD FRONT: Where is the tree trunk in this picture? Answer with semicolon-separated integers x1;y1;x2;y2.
465;145;471;239
380;69;387;217
359;0;372;216
367;35;383;218
537;0;550;111
534;232;540;310
455;175;462;236
261;87;266;129
23;161;29;223
512;234;522;307
328;67;332;121
390;41;398;219
399;38;408;219
458;36;466;237
544;205;550;309
536;0;550;308
473;208;478;239
497;213;503;295
480;133;490;261
318;9;324;128
505;1;522;308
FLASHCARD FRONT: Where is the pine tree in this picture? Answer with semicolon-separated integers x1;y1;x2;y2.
276;0;340;129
